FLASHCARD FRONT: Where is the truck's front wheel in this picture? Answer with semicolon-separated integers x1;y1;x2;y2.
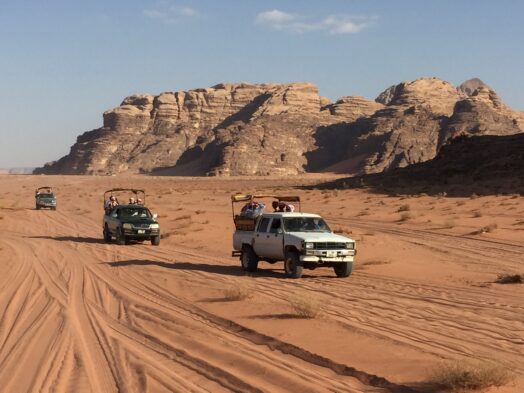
241;246;258;272
284;251;303;279
334;262;352;278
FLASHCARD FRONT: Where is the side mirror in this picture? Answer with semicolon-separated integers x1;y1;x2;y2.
153;213;158;221
277;228;283;234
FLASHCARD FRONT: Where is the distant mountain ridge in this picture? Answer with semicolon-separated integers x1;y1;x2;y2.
35;77;524;176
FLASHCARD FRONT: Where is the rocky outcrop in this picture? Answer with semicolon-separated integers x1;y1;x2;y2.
35;77;523;176
324;133;524;196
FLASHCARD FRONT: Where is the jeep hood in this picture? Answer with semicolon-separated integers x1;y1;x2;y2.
286;232;354;242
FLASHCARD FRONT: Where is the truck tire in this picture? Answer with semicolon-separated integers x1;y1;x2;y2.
116;228;126;246
284;251;303;279
36;205;40;210
103;225;112;243
334;262;353;278
151;235;160;246
241;245;258;272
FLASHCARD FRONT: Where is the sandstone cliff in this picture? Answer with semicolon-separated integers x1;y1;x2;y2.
35;77;523;176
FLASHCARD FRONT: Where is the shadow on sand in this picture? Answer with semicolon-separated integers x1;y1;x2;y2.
27;235;106;244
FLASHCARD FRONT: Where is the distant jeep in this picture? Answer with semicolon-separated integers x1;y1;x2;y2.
35;186;56;210
102;188;160;246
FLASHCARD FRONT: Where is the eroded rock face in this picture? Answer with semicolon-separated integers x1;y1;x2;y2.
35;78;523;176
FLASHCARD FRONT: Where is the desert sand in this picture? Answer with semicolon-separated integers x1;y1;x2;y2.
0;174;522;392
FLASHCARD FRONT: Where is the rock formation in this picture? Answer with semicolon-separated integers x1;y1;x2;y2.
35;77;523;176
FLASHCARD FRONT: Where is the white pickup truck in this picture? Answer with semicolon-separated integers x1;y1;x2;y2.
231;195;356;278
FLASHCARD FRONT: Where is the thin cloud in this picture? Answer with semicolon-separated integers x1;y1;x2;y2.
143;3;199;24
255;9;374;34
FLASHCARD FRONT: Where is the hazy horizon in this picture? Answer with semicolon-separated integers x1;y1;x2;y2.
1;0;523;167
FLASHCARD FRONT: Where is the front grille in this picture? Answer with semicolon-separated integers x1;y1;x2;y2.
313;242;346;250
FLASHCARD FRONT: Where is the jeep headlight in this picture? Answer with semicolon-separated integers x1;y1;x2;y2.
346;242;355;250
123;223;132;230
150;223;159;230
304;242;314;249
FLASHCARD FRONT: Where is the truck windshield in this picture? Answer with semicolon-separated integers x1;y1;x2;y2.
38;193;54;198
120;207;151;219
283;217;331;233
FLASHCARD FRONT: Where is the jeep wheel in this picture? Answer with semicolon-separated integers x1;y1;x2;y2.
241;245;258;272
36;205;40;210
103;225;112;243
334;262;352;278
51;207;56;211
151;235;160;246
284;251;303;279
116;228;126;246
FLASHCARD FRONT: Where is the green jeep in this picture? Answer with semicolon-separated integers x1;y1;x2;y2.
102;189;160;246
35;186;57;210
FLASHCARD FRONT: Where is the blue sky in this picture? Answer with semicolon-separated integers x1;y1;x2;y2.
1;0;523;167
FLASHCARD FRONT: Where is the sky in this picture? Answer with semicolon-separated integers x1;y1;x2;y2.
1;0;523;168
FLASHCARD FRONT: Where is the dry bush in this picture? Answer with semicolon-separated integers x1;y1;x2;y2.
444;219;456;229
429;360;513;392
356;210;370;217
195;210;206;215
355;260;391;270
289;295;322;319
0;215;3;220
223;282;252;301
472;211;482;218
398;204;411;212
484;223;498;233
456;200;466;206
176;214;192;220
495;274;522;284
399;212;412;221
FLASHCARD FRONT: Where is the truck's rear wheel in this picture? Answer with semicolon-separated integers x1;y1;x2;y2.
241;245;258;272
334;262;352;277
284;251;303;279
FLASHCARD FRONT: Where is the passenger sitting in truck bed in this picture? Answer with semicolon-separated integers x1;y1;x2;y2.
240;201;265;218
104;196;119;214
272;201;294;212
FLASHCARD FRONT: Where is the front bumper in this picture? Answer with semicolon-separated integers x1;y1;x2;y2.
123;229;160;238
300;249;356;263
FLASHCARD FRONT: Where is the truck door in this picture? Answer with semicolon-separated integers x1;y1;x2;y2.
255;218;284;259
253;217;271;256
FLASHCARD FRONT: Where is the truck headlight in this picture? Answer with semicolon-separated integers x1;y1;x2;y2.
123;223;132;230
304;242;314;249
150;224;159;230
346;242;355;250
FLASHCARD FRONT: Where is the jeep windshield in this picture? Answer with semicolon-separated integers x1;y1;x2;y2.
119;207;151;219
38;193;54;198
283;217;331;233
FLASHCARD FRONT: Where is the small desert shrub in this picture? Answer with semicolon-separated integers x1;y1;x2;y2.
195;210;205;215
472;211;482;218
456;200;466;206
356;210;370;217
289;295;322;319
398;204;411;212
430;360;513;392
495;274;522;284
399;212;412;221
223;283;252;301
484;223;498;233
444;219;456;228
176;214;192;220
0;215;3;220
